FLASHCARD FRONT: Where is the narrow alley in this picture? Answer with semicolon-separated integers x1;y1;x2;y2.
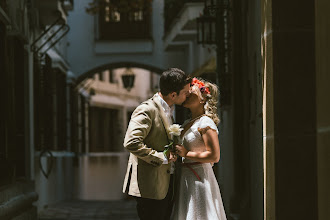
1;0;329;220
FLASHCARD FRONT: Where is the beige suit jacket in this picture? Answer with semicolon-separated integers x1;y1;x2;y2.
122;94;173;200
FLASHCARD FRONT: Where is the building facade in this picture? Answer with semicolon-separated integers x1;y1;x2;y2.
1;0;329;219
0;0;75;217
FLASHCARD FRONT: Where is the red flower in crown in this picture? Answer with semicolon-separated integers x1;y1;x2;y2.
191;78;210;94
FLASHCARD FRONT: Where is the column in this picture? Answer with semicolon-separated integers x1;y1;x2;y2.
262;0;318;219
315;0;330;219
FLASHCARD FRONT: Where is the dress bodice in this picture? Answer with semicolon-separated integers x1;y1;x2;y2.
181;116;218;163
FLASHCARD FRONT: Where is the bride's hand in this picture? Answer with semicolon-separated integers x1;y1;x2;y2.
175;144;188;157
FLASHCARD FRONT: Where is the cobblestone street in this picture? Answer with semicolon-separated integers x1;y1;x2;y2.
38;199;138;220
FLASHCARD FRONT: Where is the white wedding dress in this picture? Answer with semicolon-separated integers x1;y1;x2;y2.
172;116;227;220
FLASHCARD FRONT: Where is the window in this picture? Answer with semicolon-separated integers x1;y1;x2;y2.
98;0;152;40
89;107;122;152
34;56;68;152
77;95;88;153
56;70;67;150
69;82;78;153
150;72;160;92
109;69;115;83
99;72;103;81
93;73;99;80
1;36;27;186
127;111;133;127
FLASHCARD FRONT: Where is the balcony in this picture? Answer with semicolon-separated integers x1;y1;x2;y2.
164;0;204;50
36;0;74;26
93;1;153;54
97;1;152;41
98;13;151;41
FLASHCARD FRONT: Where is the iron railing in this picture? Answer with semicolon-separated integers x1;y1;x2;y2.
98;1;152;40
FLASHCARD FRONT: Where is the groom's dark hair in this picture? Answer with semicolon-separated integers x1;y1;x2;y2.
159;68;192;96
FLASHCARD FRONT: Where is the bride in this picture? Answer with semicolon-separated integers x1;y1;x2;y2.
172;78;227;220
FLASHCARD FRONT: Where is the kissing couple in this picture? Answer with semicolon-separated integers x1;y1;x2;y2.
123;68;227;220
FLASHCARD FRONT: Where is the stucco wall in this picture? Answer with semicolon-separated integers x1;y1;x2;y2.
35;153;75;211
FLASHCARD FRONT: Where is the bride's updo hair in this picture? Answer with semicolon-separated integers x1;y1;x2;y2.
192;77;220;125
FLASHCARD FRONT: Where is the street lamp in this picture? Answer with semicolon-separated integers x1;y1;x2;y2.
121;68;135;92
205;0;218;16
197;14;216;45
196;1;217;45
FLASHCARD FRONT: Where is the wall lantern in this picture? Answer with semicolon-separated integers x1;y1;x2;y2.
205;0;218;16
197;0;218;45
121;68;136;92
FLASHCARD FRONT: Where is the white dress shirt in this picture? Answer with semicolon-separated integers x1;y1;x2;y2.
155;93;175;123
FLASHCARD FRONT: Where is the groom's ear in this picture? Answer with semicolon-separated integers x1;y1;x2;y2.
170;92;178;99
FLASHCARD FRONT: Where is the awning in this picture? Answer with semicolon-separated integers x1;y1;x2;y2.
164;2;204;51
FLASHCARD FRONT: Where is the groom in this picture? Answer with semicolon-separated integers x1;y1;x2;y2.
122;68;191;220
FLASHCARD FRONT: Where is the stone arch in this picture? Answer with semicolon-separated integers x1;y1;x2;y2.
76;62;165;84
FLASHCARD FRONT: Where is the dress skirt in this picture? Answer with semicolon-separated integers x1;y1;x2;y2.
172;163;227;220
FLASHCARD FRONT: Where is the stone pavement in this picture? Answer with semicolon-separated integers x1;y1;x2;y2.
38;199;139;220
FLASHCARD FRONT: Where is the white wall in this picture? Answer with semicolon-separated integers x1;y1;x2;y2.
35;154;75;210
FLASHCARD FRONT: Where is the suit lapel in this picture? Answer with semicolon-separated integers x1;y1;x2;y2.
151;94;172;142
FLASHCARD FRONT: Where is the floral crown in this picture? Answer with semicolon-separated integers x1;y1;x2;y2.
191;78;210;95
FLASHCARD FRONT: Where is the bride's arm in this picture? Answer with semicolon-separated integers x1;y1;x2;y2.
176;128;220;163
